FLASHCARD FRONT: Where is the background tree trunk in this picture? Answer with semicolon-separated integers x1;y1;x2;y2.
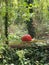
26;0;36;37
4;0;8;44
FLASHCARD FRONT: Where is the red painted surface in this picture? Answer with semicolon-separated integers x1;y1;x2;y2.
21;34;32;41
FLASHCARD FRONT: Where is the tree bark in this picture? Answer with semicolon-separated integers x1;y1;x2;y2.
4;0;8;44
26;0;36;37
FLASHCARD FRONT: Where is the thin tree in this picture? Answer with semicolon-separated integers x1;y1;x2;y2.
4;0;8;44
25;0;36;38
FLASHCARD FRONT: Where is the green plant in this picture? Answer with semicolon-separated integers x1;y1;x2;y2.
0;42;48;65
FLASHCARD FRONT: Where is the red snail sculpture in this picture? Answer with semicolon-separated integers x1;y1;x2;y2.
21;34;34;42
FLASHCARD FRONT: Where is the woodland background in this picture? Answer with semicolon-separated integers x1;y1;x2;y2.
0;0;49;65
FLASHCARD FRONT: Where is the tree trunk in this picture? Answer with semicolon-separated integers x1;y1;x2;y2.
26;0;36;37
26;18;35;38
4;0;8;44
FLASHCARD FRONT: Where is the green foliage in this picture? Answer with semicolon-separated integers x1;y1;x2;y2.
15;0;31;24
0;0;49;64
0;0;49;40
0;43;49;65
8;23;28;44
33;0;49;38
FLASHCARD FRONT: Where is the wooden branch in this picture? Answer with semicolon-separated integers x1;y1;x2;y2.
9;43;49;50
